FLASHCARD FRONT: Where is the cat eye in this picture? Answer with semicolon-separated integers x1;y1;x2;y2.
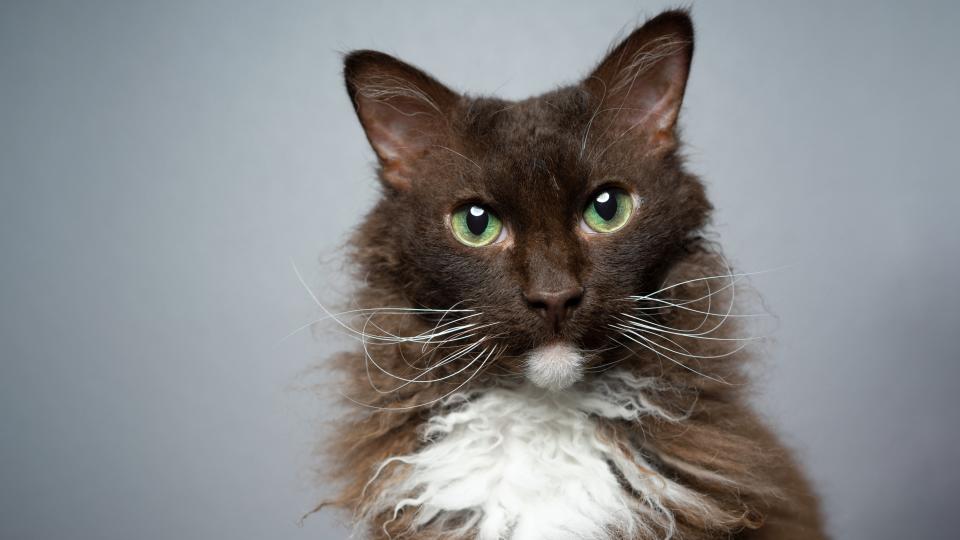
582;187;635;233
450;204;504;247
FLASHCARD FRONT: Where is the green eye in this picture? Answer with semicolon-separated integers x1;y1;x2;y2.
451;204;504;247
583;187;634;233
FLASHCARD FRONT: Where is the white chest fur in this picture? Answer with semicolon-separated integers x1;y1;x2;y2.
363;371;709;540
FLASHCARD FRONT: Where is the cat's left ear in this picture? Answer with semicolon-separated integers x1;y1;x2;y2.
344;50;459;191
584;10;694;151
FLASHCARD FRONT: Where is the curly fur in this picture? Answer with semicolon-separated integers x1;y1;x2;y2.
360;372;709;540
318;252;824;539
314;9;827;540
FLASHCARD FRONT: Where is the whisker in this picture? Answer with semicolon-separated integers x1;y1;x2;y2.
277;308;478;345
638;267;784;299
291;260;483;345
395;325;484;372
611;329;731;385
629;302;768;318
365;338;491;394
615;309;757;341
629;274;739;311
581;351;633;374
341;345;499;412
357;314;493;345
359;313;493;389
611;324;750;360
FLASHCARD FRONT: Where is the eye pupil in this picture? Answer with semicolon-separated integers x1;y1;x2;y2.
594;191;617;221
452;204;503;247
466;205;489;235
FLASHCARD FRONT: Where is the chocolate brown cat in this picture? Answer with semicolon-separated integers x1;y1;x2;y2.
317;9;826;540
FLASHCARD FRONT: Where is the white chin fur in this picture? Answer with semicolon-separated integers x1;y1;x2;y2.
524;342;584;391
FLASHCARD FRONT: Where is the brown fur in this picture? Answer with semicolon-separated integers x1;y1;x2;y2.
315;10;826;540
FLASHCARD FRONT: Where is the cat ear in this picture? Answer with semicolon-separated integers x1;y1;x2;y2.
584;10;694;151
344;50;459;190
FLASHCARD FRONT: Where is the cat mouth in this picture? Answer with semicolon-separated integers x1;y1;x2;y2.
523;342;585;392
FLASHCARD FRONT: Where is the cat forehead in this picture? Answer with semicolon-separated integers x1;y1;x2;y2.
456;91;593;196
463;89;589;143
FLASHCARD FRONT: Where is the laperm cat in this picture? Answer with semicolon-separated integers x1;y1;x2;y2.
316;10;826;540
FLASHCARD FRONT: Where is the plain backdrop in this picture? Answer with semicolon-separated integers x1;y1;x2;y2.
2;1;958;539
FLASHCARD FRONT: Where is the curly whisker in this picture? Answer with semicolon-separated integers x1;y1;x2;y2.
609;328;732;385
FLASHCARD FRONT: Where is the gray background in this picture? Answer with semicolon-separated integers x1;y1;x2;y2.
1;1;958;539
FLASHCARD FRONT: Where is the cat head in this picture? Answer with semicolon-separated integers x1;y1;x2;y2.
343;11;711;391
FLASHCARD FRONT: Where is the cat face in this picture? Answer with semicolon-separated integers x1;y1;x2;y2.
344;12;709;389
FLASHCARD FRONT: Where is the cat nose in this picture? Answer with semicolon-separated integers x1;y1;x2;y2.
524;286;584;332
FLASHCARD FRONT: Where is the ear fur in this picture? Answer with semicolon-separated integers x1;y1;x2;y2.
343;50;459;190
584;10;694;151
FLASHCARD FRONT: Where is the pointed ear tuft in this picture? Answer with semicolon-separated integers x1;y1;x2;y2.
344;51;458;190
585;10;694;151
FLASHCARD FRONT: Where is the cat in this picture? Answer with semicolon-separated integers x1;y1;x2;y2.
314;9;826;540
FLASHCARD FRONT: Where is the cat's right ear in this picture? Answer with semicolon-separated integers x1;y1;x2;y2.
583;11;694;153
344;51;459;191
